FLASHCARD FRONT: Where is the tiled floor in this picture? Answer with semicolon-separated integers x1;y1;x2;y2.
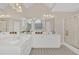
30;45;76;55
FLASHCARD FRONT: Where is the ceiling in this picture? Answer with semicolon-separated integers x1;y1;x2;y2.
0;3;79;12
0;3;79;19
52;3;79;12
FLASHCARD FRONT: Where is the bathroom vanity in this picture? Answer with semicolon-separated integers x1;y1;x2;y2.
0;33;32;55
0;32;61;55
32;34;61;48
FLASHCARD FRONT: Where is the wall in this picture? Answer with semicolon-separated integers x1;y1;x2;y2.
64;11;79;49
53;12;73;44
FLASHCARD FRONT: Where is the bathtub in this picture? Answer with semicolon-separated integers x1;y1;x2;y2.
0;33;32;55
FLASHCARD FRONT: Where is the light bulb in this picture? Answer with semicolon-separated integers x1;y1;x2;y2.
16;3;19;6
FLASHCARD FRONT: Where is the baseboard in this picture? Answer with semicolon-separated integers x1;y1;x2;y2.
63;42;79;55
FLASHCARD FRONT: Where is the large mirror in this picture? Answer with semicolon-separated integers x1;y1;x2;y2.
26;20;32;33
34;19;43;34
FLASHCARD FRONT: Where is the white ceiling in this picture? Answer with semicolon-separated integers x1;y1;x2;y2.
0;3;79;12
52;3;79;12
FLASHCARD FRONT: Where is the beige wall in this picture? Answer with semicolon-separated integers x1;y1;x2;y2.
53;12;73;44
64;11;79;48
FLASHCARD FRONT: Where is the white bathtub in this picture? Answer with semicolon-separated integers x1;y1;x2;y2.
0;33;32;55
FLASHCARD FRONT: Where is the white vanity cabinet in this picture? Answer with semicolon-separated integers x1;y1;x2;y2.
32;34;61;48
0;34;32;55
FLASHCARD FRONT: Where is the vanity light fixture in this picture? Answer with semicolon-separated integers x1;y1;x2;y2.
35;19;41;23
0;15;5;17
6;15;10;17
43;14;54;19
0;14;10;18
18;6;22;12
12;3;22;12
16;3;19;6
